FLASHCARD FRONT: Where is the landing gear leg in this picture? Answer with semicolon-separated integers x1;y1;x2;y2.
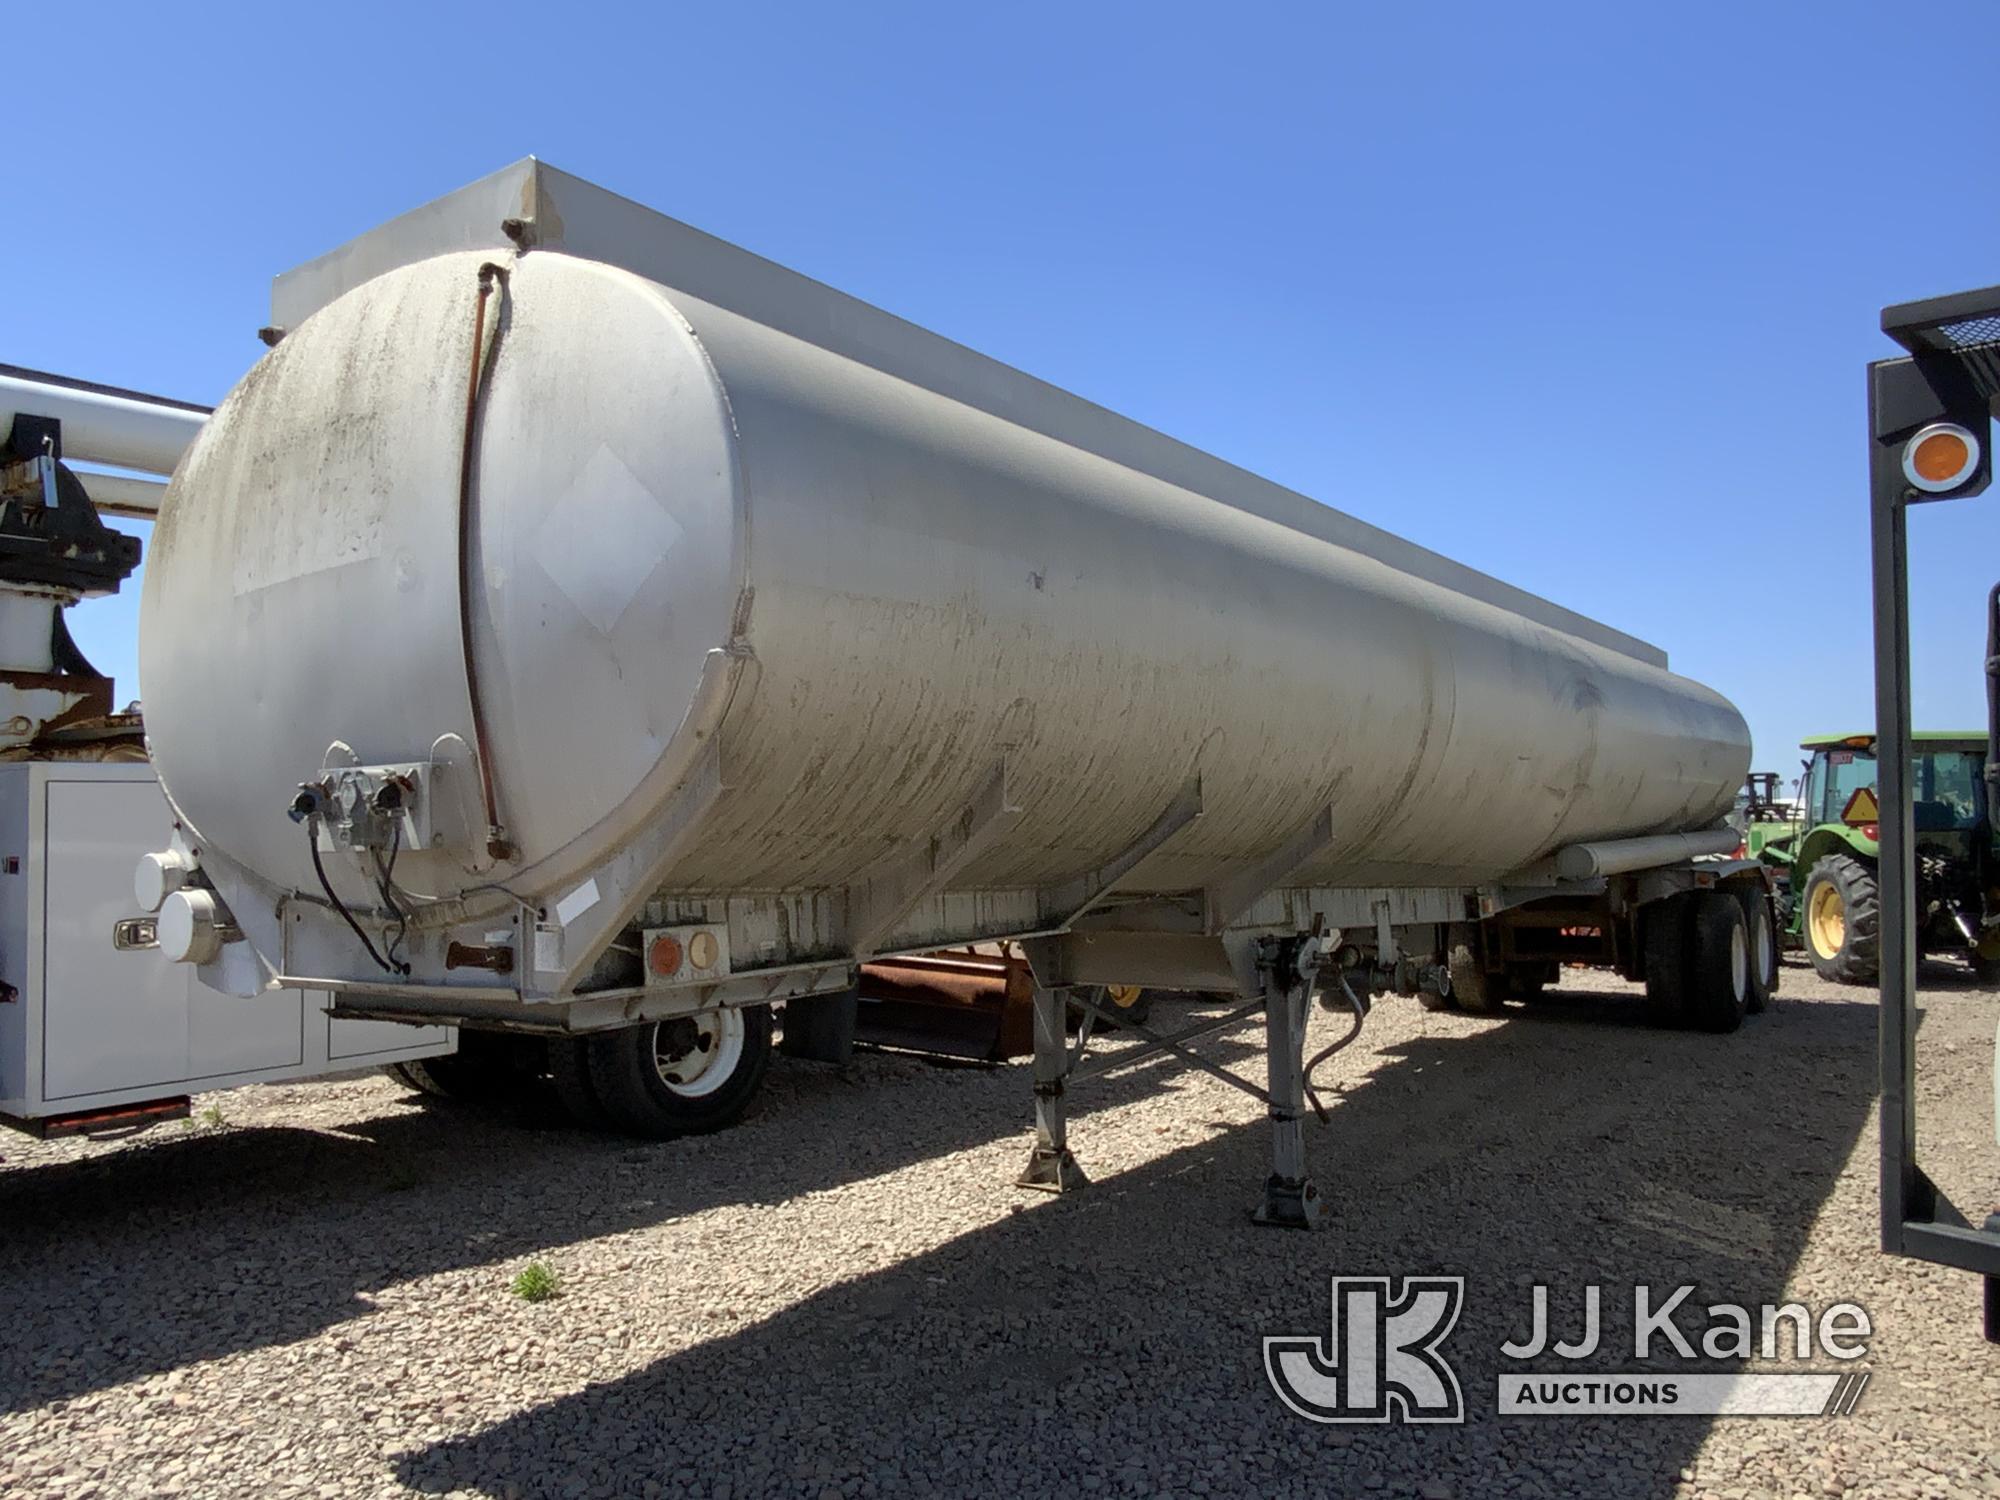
1252;942;1330;1230
1017;984;1089;1193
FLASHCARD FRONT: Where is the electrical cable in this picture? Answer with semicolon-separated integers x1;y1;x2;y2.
1301;971;1368;1123
305;817;400;975
370;821;411;972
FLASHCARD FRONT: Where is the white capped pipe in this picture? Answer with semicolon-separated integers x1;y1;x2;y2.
158;888;226;964
0;367;208;477
73;470;170;517
1553;828;1743;882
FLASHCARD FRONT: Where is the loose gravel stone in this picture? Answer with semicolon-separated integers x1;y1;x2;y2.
1;963;1995;1497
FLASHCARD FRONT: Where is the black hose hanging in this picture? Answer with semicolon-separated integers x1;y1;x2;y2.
305;819;401;975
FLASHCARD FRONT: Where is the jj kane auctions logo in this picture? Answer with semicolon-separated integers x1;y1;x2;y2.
1265;1277;1872;1423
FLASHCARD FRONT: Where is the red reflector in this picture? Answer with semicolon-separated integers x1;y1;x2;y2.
1862;823;1879;842
648;934;683;977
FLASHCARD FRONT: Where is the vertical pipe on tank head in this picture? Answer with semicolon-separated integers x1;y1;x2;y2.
456;262;514;862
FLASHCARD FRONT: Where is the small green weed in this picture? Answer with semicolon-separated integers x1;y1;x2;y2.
511;1261;560;1303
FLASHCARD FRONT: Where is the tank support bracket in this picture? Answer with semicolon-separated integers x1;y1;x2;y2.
849;762;1022;956
1036;775;1203;928
1203;806;1335;933
530;737;726;1000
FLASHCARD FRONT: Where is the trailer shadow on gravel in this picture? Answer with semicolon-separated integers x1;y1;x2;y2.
0;1033;1253;1418
392;985;1882;1500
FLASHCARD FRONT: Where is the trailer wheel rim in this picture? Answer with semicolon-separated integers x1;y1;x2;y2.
1755;907;1775;984
1729;922;1749;1000
1106;984;1144;1010
650;1010;745;1098
1808;882;1845;958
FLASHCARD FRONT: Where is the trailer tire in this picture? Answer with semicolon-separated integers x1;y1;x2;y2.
1506;961;1557;1001
382;1036;523;1107
1642;894;1693;1025
1416;988;1456;1012
585;1006;773;1139
546;1037;617;1131
1446;925;1509;1013
1801;854;1879;985
1686;892;1750;1033
1736;886;1778;1013
1973;953;2000;986
383;1059;455;1099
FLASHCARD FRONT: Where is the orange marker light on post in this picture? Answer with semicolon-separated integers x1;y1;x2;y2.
1902;422;1982;493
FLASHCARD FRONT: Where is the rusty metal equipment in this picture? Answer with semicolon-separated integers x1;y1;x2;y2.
852;947;1035;1062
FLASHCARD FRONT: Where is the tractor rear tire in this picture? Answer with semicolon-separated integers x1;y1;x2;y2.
1735;886;1779;1014
1447;924;1510;1013
1067;984;1154;1030
1686;892;1750;1034
1642;893;1693;1025
1802;854;1880;985
584;1006;773;1139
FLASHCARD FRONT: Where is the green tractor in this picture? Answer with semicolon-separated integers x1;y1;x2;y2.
1750;733;2000;984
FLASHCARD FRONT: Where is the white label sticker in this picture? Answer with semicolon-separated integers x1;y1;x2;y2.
554;878;600;929
533;923;564;973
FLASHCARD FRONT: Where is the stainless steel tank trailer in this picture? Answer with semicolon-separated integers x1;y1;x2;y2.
136;161;1766;1226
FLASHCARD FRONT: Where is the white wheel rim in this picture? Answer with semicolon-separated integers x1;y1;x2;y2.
1755;910;1775;984
1728;924;1748;1000
650;1010;745;1099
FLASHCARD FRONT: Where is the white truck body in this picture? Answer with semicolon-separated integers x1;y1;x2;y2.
0;763;449;1134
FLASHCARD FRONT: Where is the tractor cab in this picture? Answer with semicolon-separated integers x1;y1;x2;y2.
1800;731;1987;836
1764;732;1999;983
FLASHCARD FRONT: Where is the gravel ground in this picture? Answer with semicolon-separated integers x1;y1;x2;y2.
3;962;1998;1500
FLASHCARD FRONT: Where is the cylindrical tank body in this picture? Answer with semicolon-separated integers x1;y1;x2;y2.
141;250;1748;918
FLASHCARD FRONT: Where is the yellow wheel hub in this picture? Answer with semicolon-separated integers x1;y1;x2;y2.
1808;881;1846;958
1106;984;1144;1010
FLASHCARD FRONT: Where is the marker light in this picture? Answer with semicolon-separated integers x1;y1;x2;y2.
648;934;683;977
687;930;719;971
1902;422;1981;493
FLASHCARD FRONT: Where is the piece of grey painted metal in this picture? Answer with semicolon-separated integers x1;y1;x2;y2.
1552;828;1742;881
139;164;1751;999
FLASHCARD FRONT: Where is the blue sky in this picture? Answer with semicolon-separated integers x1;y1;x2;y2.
12;2;1999;791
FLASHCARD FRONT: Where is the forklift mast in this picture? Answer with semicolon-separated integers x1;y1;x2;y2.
1870;285;2000;1338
